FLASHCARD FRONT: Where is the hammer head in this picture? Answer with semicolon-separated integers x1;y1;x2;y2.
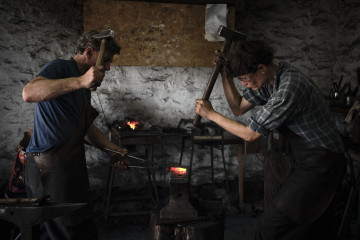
93;29;114;39
217;25;247;41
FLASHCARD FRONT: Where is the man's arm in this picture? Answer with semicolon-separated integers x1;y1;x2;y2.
210;110;261;142
222;75;254;115
85;124;128;170
22;66;105;103
85;124;127;155
23;76;83;102
214;50;254;116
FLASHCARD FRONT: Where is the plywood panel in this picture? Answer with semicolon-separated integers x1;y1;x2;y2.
84;1;234;67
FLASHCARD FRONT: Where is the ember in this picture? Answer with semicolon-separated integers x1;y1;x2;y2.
112;118;144;131
127;121;139;130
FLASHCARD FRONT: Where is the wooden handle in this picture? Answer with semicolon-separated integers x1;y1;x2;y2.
193;39;232;127
193;65;221;126
90;38;107;91
96;38;106;66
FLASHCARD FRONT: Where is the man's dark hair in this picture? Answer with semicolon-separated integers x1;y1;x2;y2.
227;40;274;77
75;30;121;55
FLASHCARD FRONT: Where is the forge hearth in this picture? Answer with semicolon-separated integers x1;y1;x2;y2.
113;118;145;130
148;167;225;240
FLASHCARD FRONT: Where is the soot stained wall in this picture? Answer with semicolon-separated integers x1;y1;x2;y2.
0;0;359;190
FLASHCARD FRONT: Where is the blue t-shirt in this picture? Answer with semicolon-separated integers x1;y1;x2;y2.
27;58;91;153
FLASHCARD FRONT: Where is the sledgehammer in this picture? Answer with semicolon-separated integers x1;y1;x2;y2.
193;25;247;127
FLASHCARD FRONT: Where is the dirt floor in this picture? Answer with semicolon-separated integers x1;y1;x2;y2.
96;204;359;240
94;175;360;240
96;208;256;240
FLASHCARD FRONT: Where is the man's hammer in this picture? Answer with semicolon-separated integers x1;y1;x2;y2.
193;25;247;126
90;29;115;91
93;29;115;67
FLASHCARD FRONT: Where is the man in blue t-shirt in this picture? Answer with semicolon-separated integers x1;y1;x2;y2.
194;40;346;239
22;30;128;239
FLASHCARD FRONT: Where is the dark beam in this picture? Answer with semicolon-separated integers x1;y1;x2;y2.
115;0;238;6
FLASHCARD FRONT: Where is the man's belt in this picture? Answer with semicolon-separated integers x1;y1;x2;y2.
24;152;41;157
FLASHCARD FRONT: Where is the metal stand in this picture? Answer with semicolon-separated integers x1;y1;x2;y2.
104;128;162;219
179;129;237;200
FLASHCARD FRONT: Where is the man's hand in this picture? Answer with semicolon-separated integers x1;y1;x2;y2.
110;147;129;171
194;99;215;120
112;157;129;171
81;65;105;91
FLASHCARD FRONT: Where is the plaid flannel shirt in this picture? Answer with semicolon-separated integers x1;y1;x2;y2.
243;62;344;153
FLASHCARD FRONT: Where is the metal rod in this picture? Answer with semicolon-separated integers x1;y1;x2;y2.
104;162;170;173
105;162;149;169
128;166;149;169
104;148;150;163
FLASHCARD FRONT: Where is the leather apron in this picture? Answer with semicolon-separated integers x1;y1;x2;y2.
272;129;346;224
27;97;98;226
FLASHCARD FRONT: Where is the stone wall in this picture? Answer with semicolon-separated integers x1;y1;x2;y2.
237;0;360;93
0;0;359;190
0;0;83;184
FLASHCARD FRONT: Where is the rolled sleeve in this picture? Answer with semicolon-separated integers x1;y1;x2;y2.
245;92;300;137
247;117;270;136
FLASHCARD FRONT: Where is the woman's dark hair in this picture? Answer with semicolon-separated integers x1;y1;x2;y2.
75;30;121;55
227;40;274;77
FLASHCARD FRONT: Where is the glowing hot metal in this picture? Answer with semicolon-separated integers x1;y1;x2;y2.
169;167;187;177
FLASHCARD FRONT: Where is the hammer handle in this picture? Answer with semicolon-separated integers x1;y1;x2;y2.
193;39;232;127
96;38;106;67
193;66;221;126
90;38;106;91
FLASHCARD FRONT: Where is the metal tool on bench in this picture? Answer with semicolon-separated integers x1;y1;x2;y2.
0;197;86;240
193;25;247;126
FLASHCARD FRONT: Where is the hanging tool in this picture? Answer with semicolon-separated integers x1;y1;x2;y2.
352;67;360;96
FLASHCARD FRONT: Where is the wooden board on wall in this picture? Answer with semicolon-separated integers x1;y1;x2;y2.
84;1;234;67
